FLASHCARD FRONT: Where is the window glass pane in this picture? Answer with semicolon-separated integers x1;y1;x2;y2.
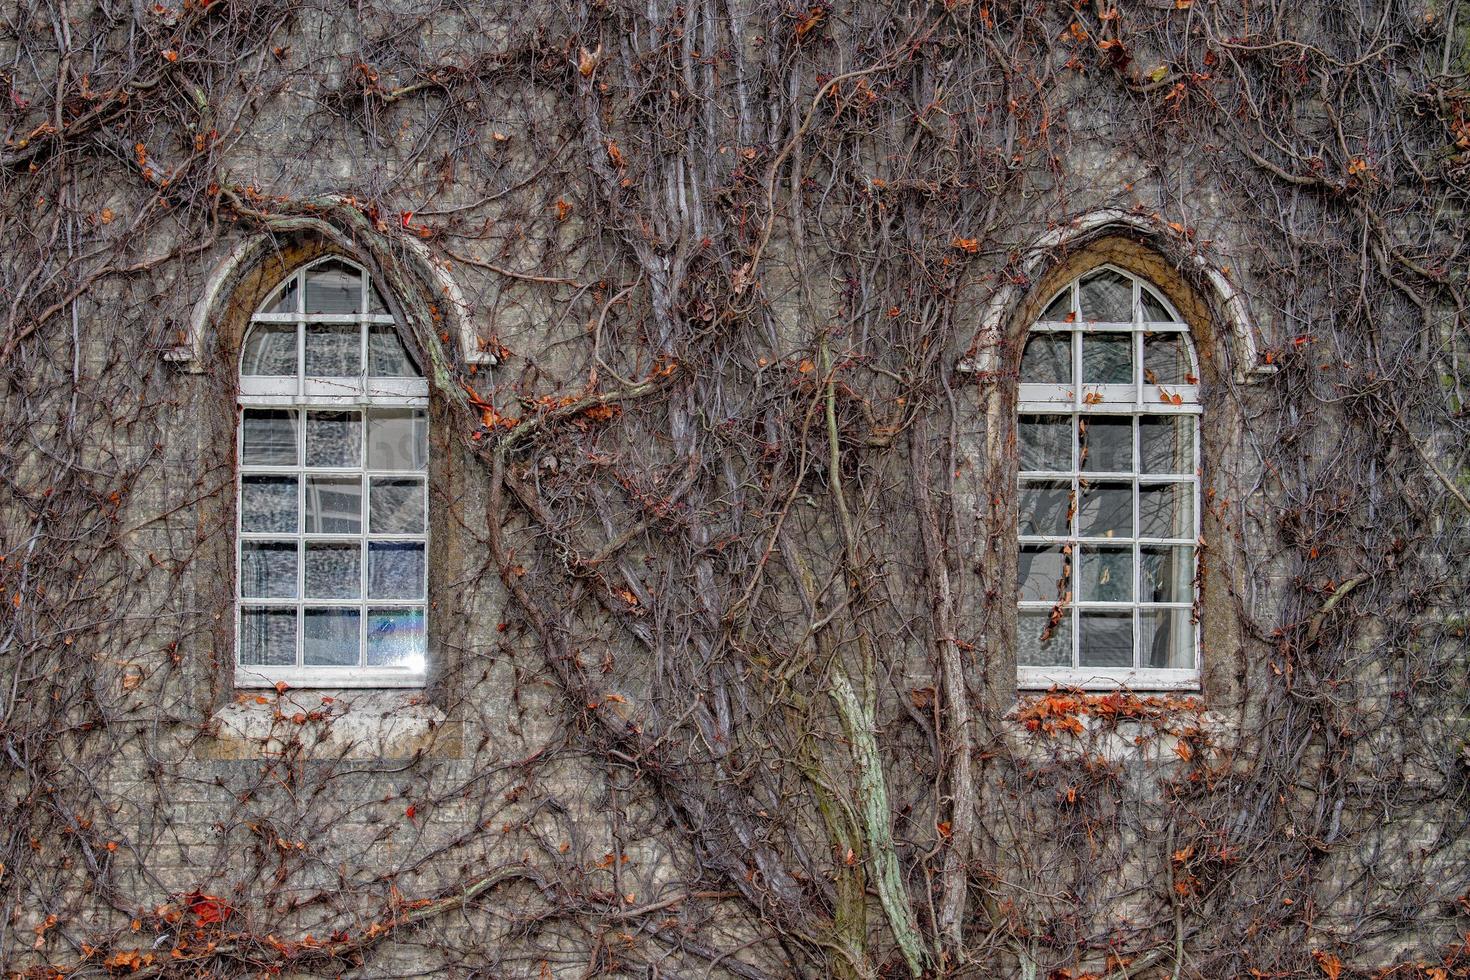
1140;608;1194;668
241;323;297;376
370;478;426;534
1018;415;1070;472
304;542;361;599
367;282;390;316
1079;610;1133;667
1039;289;1071;321
240;607;296;666
305;477;362;533
369;541;425;599
1140;546;1194;603
1082;333;1133;385
367;607;426;667
1079;417;1131;473
1079;270;1133;322
368;409;428;471
304;324;361;377
305;260;363;315
1139;482;1192;539
1019;480;1072;537
241;475;298;533
1018;609;1071;667
305;411;362;468
303;607;360;666
369;324;421;377
240;541;297;599
1140;287;1171;322
1140;416;1194;475
1020;333;1070;384
1077;481;1132;538
1144;332;1193;385
261;277;299;315
1079;545;1132;602
1019;545;1069;603
241;409;298;466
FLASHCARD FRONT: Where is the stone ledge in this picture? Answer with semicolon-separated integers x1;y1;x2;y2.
999;690;1235;767
198;690;462;761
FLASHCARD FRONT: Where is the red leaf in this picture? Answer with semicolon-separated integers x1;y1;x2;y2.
185;891;232;927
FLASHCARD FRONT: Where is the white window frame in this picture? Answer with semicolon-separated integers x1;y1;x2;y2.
235;257;430;689
1016;265;1202;691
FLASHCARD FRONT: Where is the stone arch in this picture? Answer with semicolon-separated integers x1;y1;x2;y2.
962;209;1271;384
166;221;491;375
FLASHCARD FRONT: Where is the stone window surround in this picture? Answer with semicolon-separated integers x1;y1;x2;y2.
961;213;1263;702
182;234;476;714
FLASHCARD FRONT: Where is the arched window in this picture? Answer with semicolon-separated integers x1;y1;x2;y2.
236;258;429;687
1016;266;1200;689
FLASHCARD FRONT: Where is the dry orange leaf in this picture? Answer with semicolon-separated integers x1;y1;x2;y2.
577;44;602;78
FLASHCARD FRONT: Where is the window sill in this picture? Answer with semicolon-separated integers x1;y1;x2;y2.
200;689;459;760
234;665;426;689
1017;667;1200;692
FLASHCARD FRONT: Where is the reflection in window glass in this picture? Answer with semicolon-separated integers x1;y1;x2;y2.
304;324;361;377
1079;546;1131;602
241;323;297;376
1040;289;1072;322
1082;333;1133;385
1079;269;1133;322
1021;333;1070;384
1018;415;1070;472
240;608;296;666
1018;480;1072;537
368;542;425;599
241;476;298;533
242;410;298;466
1078;482;1132;538
1079;611;1133;666
304;542;361;599
262;278;299;316
305;260;363;315
1140;416;1194;474
1019;545;1069;604
370;478;426;534
305;477;362;534
1079;417;1131;473
304;607;360;665
1145;332;1193;385
368;608;426;667
305;411;362;468
1017;611;1071;667
1140;287;1171;322
368;410;429;471
369;325;420;376
241;541;297;599
1141;546;1194;604
1141;609;1195;668
1139;482;1192;540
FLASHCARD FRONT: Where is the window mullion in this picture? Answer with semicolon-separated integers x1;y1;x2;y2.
360;409;369;667
1071;323;1080;671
